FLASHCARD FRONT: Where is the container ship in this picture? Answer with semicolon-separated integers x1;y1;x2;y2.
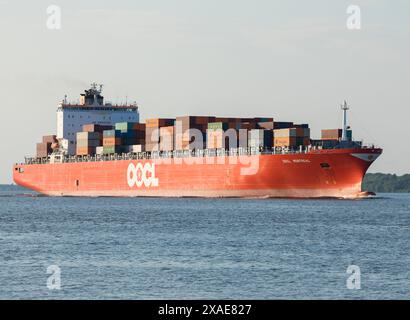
13;84;382;198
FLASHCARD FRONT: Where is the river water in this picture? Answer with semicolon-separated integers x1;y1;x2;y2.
0;185;409;299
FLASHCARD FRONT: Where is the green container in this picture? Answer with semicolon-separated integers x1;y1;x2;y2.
208;122;228;130
103;129;122;137
103;146;123;154
115;122;138;132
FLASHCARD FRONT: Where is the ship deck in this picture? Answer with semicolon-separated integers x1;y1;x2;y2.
19;145;381;166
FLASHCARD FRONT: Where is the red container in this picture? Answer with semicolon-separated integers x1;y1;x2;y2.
321;129;342;140
132;123;146;131
42;135;57;144
37;142;52;157
258;121;274;130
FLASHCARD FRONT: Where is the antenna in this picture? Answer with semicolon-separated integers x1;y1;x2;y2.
341;100;350;141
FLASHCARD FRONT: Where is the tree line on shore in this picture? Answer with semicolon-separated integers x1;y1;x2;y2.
363;173;410;193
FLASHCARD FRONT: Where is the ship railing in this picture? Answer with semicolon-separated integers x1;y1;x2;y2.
22;140;384;165
23;145;318;165
360;142;379;149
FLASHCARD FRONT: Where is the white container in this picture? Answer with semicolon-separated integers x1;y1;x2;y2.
96;146;104;155
59;138;69;151
248;129;264;141
126;144;145;153
76;131;102;140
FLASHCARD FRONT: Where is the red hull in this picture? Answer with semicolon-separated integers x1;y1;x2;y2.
13;148;382;198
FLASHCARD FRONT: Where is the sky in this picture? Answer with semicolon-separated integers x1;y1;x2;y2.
0;0;409;183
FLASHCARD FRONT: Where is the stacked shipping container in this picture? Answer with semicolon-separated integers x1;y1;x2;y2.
159;126;174;151
273;127;310;148
258;121;274;130
206;122;228;149
116;122;146;153
103;129;122;154
76;124;115;156
36;135;57;158
205;118;273;149
82;124;113;133
273;122;294;129
76;122;149;155
34;116;351;158
175;116;214;150
76;132;102;156
321;129;343;140
145;118;175;152
248;129;273;149
321;129;352;141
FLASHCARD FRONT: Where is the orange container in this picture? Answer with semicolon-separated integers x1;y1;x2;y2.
207;130;224;149
103;137;121;146
159;126;174;151
321;129;342;140
274;137;296;147
76;147;96;156
146;118;175;128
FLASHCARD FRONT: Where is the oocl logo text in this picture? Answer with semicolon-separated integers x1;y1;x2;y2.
127;163;159;188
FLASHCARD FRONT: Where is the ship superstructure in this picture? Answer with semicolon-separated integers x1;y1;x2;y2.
56;84;139;155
